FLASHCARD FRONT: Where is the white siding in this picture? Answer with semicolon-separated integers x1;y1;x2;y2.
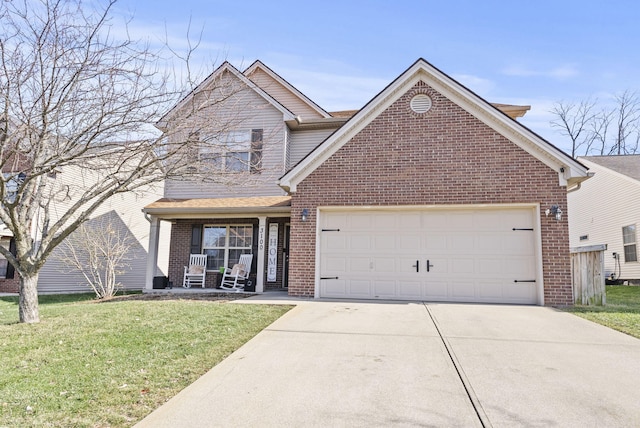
568;160;640;280
289;129;336;168
246;68;324;121
164;72;289;199
35;164;170;293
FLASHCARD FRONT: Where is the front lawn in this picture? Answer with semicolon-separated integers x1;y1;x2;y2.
564;285;640;339
0;294;291;427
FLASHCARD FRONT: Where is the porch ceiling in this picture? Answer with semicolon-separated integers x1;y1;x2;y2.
143;195;291;218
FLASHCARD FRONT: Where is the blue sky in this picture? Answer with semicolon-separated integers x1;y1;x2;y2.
114;0;640;155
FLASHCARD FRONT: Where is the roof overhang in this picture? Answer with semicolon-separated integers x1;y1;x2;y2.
279;58;591;193
143;196;291;219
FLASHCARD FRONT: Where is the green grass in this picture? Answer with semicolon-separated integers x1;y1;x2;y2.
0;294;292;427
565;285;640;339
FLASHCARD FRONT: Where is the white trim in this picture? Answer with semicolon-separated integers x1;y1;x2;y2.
256;217;266;293
144;215;161;291
534;204;545;306
202;224;253;271
279;59;589;193
314;203;544;305
314;206;321;299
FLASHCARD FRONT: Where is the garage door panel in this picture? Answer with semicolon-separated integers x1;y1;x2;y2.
398;281;422;299
322;234;346;251
320;279;347;296
451;281;476;298
450;258;476;274
478;280;504;299
506;282;537;301
347;280;371;297
374;234;396;250
425;281;449;299
349;257;372;272
373;279;398;298
319;208;539;304
348;235;372;250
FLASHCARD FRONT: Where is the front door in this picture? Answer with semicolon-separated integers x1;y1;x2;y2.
283;224;290;288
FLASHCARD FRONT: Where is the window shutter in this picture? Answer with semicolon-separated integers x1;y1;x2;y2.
250;129;263;174
190;224;203;254
6;238;16;279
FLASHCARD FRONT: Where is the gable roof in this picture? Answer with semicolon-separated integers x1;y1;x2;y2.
243;60;331;119
579;155;640;182
279;58;590;193
156;61;295;130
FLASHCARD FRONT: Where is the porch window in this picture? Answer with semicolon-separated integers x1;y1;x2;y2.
202;225;253;270
0;240;8;278
622;224;637;263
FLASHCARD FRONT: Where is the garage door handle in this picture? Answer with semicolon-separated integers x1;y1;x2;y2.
412;260;419;272
426;260;434;272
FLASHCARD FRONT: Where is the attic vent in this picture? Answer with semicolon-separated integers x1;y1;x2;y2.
410;94;432;114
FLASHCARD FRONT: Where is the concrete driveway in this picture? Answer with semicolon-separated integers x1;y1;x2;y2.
136;298;640;427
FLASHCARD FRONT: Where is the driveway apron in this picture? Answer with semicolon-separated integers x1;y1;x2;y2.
427;303;640;427
136;300;640;427
136;301;481;427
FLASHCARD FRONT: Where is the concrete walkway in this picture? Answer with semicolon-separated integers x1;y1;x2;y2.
136;298;640;427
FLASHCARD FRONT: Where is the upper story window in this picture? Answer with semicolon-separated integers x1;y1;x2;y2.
199;129;263;174
3;172;25;204
622;225;637;263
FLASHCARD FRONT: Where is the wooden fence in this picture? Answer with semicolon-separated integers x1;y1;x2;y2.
570;244;606;306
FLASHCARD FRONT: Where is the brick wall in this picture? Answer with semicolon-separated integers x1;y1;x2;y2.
289;81;573;305
0;277;19;293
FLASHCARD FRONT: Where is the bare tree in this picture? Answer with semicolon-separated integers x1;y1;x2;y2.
550;99;597;158
0;0;261;323
55;215;135;299
550;91;640;157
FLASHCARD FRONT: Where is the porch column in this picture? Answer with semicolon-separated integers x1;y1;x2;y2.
256;216;266;293
145;215;161;291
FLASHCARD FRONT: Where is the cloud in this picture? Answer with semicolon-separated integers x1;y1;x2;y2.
451;74;496;97
502;65;579;79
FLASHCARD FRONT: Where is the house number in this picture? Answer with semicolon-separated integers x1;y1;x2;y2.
267;224;278;282
259;226;265;251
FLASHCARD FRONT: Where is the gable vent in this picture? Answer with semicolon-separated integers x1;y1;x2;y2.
410;94;432;114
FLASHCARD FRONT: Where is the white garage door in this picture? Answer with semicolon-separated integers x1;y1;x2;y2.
319;207;539;304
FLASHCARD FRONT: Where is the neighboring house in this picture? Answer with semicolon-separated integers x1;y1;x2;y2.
0;164;171;294
568;155;640;283
144;58;590;306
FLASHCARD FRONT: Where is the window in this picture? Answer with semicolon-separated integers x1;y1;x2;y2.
202;225;253;270
199;129;262;173
0;239;8;278
3;172;25;204
623;225;637;262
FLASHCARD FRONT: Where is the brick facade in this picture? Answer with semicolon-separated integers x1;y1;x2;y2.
288;81;573;305
0;277;19;293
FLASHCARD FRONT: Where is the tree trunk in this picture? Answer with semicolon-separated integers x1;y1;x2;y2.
19;273;40;323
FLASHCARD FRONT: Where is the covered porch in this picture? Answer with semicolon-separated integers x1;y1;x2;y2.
143;196;291;293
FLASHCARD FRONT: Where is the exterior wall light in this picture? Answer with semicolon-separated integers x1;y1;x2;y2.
545;204;562;221
301;208;309;222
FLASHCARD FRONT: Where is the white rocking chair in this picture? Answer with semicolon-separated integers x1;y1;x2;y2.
183;254;207;288
220;254;253;291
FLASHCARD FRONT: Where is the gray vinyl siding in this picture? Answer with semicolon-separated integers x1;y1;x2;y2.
36;165;170;293
164;72;289;199
246;68;324;121
288;129;337;168
568;159;640;280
